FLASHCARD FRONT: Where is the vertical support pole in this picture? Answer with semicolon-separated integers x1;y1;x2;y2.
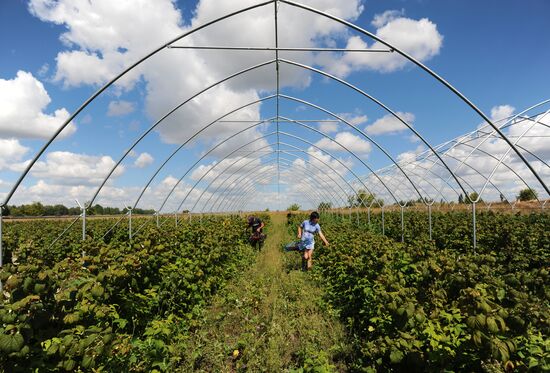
400;205;405;243
472;202;477;253
175;212;178;227
128;209;133;240
428;204;433;240
348;205;352;222
156;211;159;227
0;205;3;293
381;206;385;236
82;204;86;241
367;206;371;225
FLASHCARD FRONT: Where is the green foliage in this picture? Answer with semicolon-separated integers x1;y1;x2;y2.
0;215;255;372
349;190;384;207
516;188;538;202
318;202;333;211
287;203;301;211
287;211;549;371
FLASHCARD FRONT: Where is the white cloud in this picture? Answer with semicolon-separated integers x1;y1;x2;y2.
320;16;443;76
318;113;366;134
315;131;371;154
0;139;30;170
371;9;405;28
107;100;136;116
491;105;515;122
365;112;415;135
30;151;125;185
27;0;367;146
318;122;339;133
0;71;75;139
134;152;154;168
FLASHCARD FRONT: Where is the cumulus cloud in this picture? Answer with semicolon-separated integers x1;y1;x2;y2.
365;112;415;135
318;122;339;133
318;113;367;134
0;71;75;139
315;131;372;154
371;9;405;28
134;152;154;168
26;0;374;146
0;139;30;170
107;100;136;117
320;15;443;76
30;151;125;185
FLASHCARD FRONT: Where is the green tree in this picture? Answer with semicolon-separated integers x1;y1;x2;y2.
287;203;301;211
350;190;383;207
517;188;538;201
467;192;482;203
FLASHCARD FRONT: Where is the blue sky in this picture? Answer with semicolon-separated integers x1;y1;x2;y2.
1;0;549;211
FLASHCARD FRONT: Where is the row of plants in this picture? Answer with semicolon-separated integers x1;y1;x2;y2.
0;215;259;371
288;212;549;371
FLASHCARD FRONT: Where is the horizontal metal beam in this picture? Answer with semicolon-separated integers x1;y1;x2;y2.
167;45;394;53
217;119;340;123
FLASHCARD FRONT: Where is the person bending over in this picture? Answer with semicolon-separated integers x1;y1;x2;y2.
297;211;329;271
248;216;265;250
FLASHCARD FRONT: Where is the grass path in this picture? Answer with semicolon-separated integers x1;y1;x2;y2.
178;214;350;372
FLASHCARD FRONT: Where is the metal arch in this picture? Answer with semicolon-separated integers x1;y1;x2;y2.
224;170;324;212
161;130;347;215
372;112;543;205
194;147;355;213
229;175;318;213
279;0;549;196
154;105;404;214
203;142;368;213
134;117;276;212
442;138;541;203
277;116;399;202
418;148;513;204
218;161;342;212
227;164;335;212
278;59;472;200
278;96;426;204
517;144;550;169
179;141;352;214
213;155;351;212
357;160;455;205
4;0;545;212
278;130;379;197
201;154;343;213
411;101;550;202
209;156;345;212
220;154;356;212
437;102;550;200
94;61;276;209
0;0;277;208
204;129;379;212
217;163;333;212
479;109;550;200
373;150;505;206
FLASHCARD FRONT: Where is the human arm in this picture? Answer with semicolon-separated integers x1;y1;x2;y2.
318;230;329;246
257;221;265;232
297;225;302;239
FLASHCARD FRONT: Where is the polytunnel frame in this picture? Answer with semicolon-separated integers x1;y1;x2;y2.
1;0;548;290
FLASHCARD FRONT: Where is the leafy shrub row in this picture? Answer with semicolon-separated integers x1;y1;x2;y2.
288;212;549;371
0;215;255;371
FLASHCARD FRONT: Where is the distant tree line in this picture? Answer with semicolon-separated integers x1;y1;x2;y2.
2;202;155;217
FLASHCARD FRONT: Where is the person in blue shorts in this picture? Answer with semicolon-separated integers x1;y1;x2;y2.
297;211;329;271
